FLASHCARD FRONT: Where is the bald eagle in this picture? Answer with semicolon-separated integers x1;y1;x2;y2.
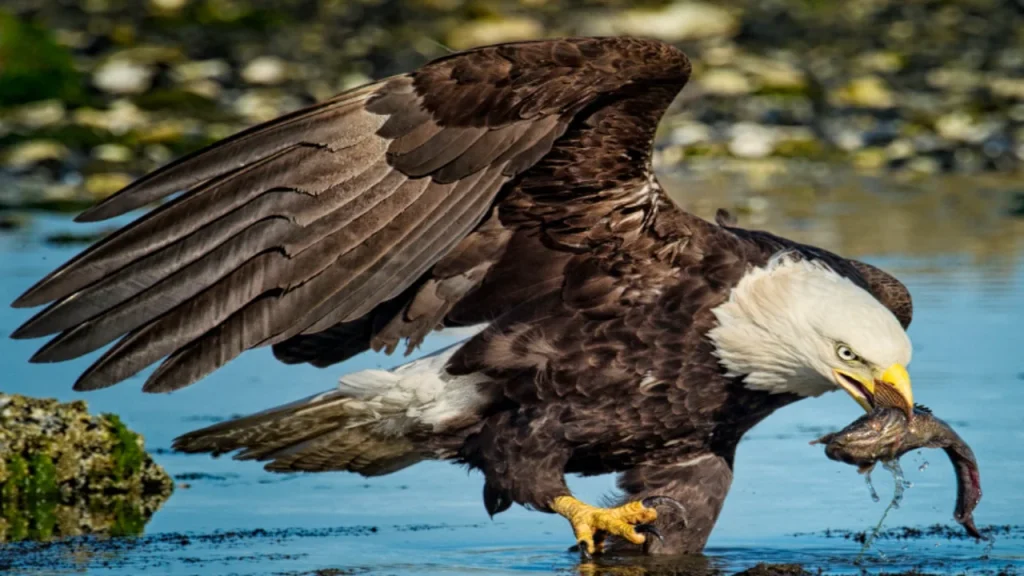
11;37;915;556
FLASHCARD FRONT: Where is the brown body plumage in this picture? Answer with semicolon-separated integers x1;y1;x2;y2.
12;37;914;554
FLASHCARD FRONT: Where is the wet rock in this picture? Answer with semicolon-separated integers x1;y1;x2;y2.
92;59;156;95
669;121;714;147
234;91;302;123
935;112;997;144
853;148;887;171
832;75;895;109
72;100;149;135
855;51;904;74
989;77;1024;101
6;100;65;129
172;59;231;84
148;0;190;14
91;143;133;163
2;140;69;171
84;172;132;200
700;68;753;96
241;56;290;86
886;139;915;162
736;56;807;94
927;68;984;93
907;155;942;174
734;564;811;576
0;393;173;542
584;2;738;43
728;123;775;159
445;17;544;50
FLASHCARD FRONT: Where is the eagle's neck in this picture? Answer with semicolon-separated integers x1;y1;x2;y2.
705;256;838;399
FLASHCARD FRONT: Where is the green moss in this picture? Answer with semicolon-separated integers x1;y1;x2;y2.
27;452;59;501
104;414;144;481
773;139;833;160
108;498;146;537
1;454;29;506
0;453;61;541
0;11;82;107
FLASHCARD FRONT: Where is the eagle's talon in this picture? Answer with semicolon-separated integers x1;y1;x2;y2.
578;541;593;561
635;523;664;544
552;495;658;556
641;495;688;523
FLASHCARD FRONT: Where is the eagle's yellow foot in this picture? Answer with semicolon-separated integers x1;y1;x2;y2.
551;495;683;559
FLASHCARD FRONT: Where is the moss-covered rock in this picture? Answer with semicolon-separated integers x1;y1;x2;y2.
0;394;173;542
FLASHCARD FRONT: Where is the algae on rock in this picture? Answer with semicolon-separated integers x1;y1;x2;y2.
0;393;173;542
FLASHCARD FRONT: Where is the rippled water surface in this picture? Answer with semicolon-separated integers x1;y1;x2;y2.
2;170;1022;575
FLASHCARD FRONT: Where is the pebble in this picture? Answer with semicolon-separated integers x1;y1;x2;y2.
148;0;189;12
172;59;231;83
886;139;915;161
234;92;289;123
989;77;1024;100
241;56;289;86
2;140;69;170
85;172;133;199
736;56;807;92
91;143;133;163
700;68;753;96
670;122;713;146
92;59;156;94
935;113;995;143
907;156;941;174
9;100;66;129
585;2;738;43
73;100;149;135
445;17;545;50
833;76;895;109
728;123;776;159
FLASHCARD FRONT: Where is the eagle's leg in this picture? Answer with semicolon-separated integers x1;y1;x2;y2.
605;452;735;555
470;410;684;558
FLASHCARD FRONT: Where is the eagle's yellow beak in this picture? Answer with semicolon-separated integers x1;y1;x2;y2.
833;363;914;418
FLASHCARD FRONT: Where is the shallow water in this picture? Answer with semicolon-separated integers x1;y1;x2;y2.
1;170;1023;575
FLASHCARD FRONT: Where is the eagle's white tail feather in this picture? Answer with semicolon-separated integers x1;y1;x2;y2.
173;342;490;475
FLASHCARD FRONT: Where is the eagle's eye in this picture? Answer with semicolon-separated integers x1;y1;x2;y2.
836;344;860;363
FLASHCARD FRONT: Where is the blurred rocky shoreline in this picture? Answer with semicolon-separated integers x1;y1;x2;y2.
0;0;1022;217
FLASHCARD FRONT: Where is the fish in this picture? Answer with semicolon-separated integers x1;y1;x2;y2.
813;406;983;539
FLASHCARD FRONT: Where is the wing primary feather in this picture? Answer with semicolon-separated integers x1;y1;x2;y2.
146;171;468;392
74;84;387;222
15;143;342;309
67;166;416;387
15;154;393;340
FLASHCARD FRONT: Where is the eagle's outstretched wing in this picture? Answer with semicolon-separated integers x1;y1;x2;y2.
11;37;693;392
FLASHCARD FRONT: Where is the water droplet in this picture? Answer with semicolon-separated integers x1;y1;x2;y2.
918;461;929;472
864;470;880;502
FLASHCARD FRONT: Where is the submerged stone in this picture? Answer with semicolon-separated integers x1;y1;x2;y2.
0;393;173;542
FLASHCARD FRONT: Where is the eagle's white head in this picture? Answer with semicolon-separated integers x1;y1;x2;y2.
707;254;914;415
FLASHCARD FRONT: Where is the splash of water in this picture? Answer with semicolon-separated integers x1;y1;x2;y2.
882;460;912;508
856;459;913;563
864;469;880;502
918;461;929;472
